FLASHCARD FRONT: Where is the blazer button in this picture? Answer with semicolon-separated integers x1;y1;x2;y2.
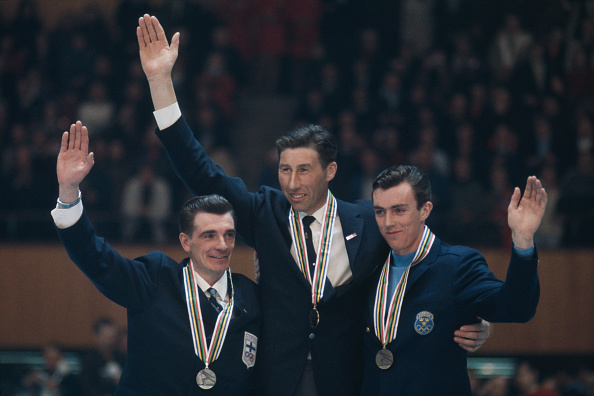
309;333;315;340
366;327;370;333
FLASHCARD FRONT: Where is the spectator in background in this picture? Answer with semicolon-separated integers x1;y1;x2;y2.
121;163;172;243
477;376;511;396
283;0;322;95
20;343;81;396
490;13;532;83
194;52;237;119
60;32;97;94
557;151;594;247
250;0;285;94
523;114;559;176
77;81;115;137
487;162;514;249
448;156;489;246
513;360;559;396
80;317;126;396
208;25;246;88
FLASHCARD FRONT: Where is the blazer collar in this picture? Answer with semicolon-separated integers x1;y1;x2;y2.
406;235;442;287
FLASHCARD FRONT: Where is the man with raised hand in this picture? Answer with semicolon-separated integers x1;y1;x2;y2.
363;164;546;395
53;121;260;395
136;15;489;395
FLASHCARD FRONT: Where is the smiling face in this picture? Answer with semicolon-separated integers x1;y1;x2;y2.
179;212;236;285
373;182;432;255
278;147;337;215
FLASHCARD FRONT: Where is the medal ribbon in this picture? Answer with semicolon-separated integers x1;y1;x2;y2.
289;191;337;306
183;264;234;368
373;226;435;347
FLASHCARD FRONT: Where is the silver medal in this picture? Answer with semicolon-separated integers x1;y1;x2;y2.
196;368;217;389
375;348;393;370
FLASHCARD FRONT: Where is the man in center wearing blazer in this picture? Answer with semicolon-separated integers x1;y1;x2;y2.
136;15;488;395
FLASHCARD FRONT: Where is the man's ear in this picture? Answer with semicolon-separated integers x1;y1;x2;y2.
179;233;191;252
420;201;433;222
326;161;338;182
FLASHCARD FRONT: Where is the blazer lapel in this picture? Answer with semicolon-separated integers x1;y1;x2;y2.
406;237;441;288
272;201;320;290
336;200;364;271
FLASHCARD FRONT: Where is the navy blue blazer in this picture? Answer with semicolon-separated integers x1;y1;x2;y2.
156;117;390;395
56;211;261;395
361;237;540;395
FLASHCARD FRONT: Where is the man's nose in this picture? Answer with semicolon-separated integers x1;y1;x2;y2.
385;212;397;228
288;173;299;190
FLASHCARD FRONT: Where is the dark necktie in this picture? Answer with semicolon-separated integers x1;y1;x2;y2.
207;288;223;313
302;215;317;280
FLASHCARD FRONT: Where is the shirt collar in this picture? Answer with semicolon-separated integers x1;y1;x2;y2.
299;201;328;225
190;260;228;302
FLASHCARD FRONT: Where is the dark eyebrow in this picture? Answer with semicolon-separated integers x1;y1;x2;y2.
199;229;236;237
373;204;407;210
279;163;314;168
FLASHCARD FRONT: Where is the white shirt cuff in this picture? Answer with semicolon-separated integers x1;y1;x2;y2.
153;102;181;130
51;200;84;229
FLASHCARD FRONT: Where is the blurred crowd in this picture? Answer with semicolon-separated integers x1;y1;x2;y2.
3;317;593;396
470;359;594;396
1;0;593;248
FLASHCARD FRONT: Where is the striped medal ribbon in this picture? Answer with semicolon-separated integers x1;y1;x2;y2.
289;191;337;315
183;263;234;388
373;226;435;351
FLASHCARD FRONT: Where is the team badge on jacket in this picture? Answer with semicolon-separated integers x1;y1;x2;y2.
243;331;258;368
414;311;434;335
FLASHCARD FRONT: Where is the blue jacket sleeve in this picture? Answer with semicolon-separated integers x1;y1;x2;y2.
452;247;540;323
56;211;165;311
155;116;261;247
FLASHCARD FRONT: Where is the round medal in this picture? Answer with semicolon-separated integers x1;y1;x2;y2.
375;348;393;370
309;308;319;329
196;368;217;390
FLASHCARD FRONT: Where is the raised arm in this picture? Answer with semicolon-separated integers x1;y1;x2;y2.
508;176;548;249
137;14;180;111
57;121;95;203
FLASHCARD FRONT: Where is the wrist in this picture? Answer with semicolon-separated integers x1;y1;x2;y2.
146;72;173;84
512;234;534;250
148;80;178;111
57;190;82;208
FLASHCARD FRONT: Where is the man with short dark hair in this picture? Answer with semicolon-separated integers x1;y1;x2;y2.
362;164;546;395
52;121;260;395
136;15;490;395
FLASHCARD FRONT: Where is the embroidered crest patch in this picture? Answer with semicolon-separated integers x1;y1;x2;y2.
242;331;258;368
414;311;434;335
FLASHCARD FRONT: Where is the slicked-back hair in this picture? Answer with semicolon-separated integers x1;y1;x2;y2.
178;195;236;236
275;124;337;169
372;165;431;209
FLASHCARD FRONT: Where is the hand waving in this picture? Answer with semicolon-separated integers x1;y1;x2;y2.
56;121;94;202
508;176;548;249
137;14;180;82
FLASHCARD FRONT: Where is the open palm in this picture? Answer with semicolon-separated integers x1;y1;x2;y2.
508;176;548;249
57;121;94;190
137;14;180;81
